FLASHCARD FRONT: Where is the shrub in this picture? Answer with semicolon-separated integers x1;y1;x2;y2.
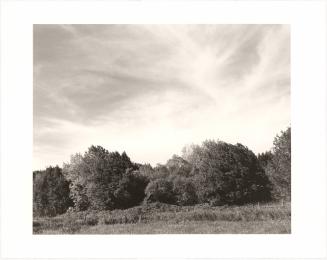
85;215;98;226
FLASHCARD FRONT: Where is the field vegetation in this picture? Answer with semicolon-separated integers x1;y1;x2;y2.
33;201;291;234
33;127;291;234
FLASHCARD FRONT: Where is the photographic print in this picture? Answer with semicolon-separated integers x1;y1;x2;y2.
33;24;291;234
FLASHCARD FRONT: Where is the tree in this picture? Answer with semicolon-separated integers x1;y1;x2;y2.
33;166;73;217
166;155;193;177
172;176;198;205
151;164;170;180
186;140;272;205
143;155;197;206
138;164;155;178
181;144;203;169
144;178;176;204
63;145;145;211
257;151;274;168
114;169;149;209
266;127;291;201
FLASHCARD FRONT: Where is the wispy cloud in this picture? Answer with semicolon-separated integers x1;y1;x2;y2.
33;24;290;170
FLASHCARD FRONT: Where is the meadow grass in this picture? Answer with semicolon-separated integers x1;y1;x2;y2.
76;219;291;234
33;202;291;234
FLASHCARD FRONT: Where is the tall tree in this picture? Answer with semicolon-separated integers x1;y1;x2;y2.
63;145;146;211
266;127;291;201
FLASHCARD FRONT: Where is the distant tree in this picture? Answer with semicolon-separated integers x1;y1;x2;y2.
33;166;73;217
266;127;291;201
63;145;145;211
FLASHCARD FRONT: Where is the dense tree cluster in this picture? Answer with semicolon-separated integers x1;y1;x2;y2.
33;128;291;217
144;141;272;206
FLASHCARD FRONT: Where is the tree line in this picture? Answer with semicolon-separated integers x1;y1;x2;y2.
33;127;291;217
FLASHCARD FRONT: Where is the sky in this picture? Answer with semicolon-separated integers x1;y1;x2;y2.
33;24;290;170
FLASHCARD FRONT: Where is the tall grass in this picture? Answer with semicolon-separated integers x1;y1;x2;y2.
33;201;291;234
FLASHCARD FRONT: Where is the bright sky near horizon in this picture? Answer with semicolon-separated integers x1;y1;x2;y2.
33;25;290;170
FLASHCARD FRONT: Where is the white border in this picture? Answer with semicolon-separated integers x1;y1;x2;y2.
1;0;326;259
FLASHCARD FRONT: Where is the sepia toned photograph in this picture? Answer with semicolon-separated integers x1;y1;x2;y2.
33;24;291;234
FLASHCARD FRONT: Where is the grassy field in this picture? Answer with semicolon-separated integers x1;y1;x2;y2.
33;202;291;234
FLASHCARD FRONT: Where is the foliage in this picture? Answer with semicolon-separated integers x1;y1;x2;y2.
114;169;149;209
257;151;274;168
138;163;155;178
166;155;193;177
181;144;203;169
33;166;73;217
172;176;198;205
144;178;176;204
144;141;272;206
33;202;291;234
33;128;291;216
188;140;272;205
266;127;291;201
63;145;147;211
144;155;198;206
